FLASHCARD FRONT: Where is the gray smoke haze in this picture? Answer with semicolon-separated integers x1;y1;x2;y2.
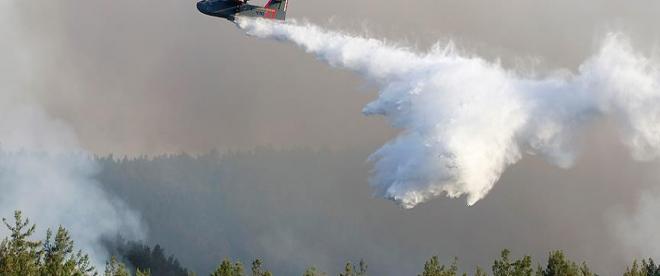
610;185;660;262
4;0;660;274
9;0;660;155
0;1;145;269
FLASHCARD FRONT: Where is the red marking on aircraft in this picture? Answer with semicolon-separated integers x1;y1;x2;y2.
265;8;277;18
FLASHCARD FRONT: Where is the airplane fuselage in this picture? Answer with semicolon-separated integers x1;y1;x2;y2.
197;0;286;21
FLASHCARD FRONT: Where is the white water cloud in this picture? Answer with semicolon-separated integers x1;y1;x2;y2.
239;18;660;208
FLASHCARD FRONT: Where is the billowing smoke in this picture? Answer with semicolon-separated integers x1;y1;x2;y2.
239;18;660;208
0;106;147;268
0;1;145;269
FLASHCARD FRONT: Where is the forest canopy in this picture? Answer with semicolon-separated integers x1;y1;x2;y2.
0;210;658;276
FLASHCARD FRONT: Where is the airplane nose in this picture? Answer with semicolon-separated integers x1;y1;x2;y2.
196;1;208;13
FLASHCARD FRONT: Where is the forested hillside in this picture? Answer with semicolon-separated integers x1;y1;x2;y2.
0;147;658;275
89;148;658;275
95;148;373;274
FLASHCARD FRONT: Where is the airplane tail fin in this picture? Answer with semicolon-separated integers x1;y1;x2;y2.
265;0;287;19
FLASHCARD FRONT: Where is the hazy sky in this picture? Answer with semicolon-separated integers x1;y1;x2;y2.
10;0;660;155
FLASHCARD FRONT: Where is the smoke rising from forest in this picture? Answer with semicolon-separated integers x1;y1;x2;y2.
0;1;145;269
239;18;660;208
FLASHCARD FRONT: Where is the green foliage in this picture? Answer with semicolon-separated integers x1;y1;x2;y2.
105;256;130;276
6;209;660;276
340;259;367;276
0;210;193;276
0;211;43;276
492;249;533;276
211;258;244;276
303;266;326;276
419;256;458;276
107;238;191;276
251;259;272;276
624;259;660;276
624;260;644;276
541;251;592;276
42;226;96;276
642;259;660;276
413;250;596;276
0;211;97;276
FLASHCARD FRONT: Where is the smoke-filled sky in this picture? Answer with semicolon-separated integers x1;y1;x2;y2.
9;0;660;155
4;0;660;274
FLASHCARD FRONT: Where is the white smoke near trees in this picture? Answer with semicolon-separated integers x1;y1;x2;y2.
238;18;660;208
610;187;660;261
0;1;145;269
0;105;147;269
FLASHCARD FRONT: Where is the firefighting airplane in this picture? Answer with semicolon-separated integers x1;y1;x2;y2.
197;0;288;21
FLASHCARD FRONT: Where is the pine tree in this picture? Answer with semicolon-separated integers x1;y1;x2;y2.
251;259;263;276
74;251;97;276
492;249;533;276
251;259;272;276
629;258;660;276
542;251;592;276
0;211;43;276
105;256;130;276
340;260;368;276
643;258;660;276
211;258;244;276
340;262;354;276
41;226;96;276
107;239;191;276
419;256;458;276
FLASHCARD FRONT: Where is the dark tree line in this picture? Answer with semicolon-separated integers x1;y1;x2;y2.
1;210;660;276
105;238;191;276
